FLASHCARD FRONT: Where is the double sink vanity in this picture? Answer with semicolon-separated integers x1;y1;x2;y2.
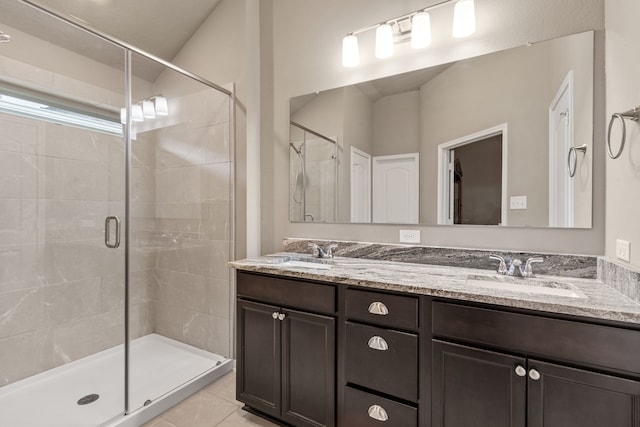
230;243;640;427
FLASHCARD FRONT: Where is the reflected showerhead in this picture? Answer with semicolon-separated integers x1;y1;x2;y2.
289;141;303;155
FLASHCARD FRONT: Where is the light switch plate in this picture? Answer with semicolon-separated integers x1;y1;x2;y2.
400;229;421;243
510;196;527;210
616;239;631;262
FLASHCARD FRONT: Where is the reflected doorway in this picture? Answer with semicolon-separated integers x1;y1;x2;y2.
438;123;508;225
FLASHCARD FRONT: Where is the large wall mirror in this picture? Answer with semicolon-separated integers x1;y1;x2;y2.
289;30;594;228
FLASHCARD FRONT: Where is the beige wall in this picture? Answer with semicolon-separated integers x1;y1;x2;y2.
163;0;249;259
266;0;605;255
604;0;640;268
373;91;420;156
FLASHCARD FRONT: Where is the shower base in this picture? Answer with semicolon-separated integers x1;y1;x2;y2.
0;333;233;427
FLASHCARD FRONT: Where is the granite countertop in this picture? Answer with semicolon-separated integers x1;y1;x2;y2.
230;253;640;325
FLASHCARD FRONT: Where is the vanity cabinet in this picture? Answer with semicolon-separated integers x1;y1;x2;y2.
235;267;640;427
432;301;640;427
341;288;424;427
236;272;336;427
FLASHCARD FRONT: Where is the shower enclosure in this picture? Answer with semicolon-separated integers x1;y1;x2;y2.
0;1;234;426
289;121;338;222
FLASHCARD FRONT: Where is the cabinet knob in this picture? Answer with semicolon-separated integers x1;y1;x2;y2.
272;312;279;319
367;336;389;351
529;368;541;381
367;404;389;422
278;313;286;321
367;301;389;316
515;365;526;377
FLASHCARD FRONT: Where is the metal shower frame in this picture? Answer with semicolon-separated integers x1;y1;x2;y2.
17;0;236;416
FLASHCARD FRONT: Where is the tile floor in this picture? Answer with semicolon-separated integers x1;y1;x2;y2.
143;371;279;427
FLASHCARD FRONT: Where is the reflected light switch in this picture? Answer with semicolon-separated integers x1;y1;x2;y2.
510;196;527;210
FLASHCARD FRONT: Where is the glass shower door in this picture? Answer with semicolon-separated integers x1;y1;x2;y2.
125;51;233;414
0;2;127;424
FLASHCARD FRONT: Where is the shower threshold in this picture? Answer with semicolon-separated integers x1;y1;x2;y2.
0;334;233;427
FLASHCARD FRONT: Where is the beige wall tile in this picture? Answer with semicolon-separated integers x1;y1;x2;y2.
42;277;102;326
0;113;40;154
0;245;39;293
0;287;43;339
52;309;124;367
0;332;46;386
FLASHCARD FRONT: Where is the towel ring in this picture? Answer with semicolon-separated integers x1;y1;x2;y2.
567;144;587;178
607;106;640;159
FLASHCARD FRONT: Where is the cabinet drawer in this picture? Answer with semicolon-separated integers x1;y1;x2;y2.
345;322;418;402
432;301;640;376
346;288;418;330
343;386;417;427
237;271;336;314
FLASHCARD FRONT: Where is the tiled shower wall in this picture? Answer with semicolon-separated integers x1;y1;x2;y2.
145;89;233;358
0;66;233;387
0;113;136;387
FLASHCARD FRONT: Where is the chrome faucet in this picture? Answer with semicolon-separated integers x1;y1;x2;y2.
308;243;338;259
490;255;544;277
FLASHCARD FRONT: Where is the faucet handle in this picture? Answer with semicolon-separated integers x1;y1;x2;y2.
327;244;339;258
308;242;320;256
524;257;544;277
489;255;508;275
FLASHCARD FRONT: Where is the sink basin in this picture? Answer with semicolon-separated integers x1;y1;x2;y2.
263;255;333;270
280;260;333;270
466;274;586;299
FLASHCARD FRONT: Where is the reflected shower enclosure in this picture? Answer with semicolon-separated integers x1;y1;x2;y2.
0;1;235;426
289;121;338;222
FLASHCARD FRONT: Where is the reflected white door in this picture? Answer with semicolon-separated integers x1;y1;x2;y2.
549;71;574;227
350;147;371;222
372;153;419;224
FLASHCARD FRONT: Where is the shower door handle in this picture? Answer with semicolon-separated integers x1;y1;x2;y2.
104;216;121;249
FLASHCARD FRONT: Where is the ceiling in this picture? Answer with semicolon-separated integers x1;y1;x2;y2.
0;0;221;81
290;63;453;115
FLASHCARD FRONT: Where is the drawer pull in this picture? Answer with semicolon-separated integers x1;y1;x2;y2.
515;365;526;377
367;301;389;316
368;404;389;422
367;336;389;351
529;368;541;381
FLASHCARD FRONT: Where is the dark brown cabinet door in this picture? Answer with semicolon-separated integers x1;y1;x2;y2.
432;340;527;427
528;359;640;427
236;299;281;419
281;308;336;427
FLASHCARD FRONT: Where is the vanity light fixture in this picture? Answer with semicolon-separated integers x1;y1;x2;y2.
131;103;144;122
153;95;169;116
375;23;394;59
342;34;360;67
142;99;156;119
341;0;476;67
119;95;168;124
411;12;432;49
452;0;476;38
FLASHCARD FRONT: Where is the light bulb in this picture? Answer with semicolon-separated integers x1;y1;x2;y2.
375;23;394;59
342;34;359;67
142;99;156;119
453;0;476;38
131;103;144;122
154;96;169;116
411;12;431;49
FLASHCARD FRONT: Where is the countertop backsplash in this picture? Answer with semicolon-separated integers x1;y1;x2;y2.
598;258;640;304
282;238;598;279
